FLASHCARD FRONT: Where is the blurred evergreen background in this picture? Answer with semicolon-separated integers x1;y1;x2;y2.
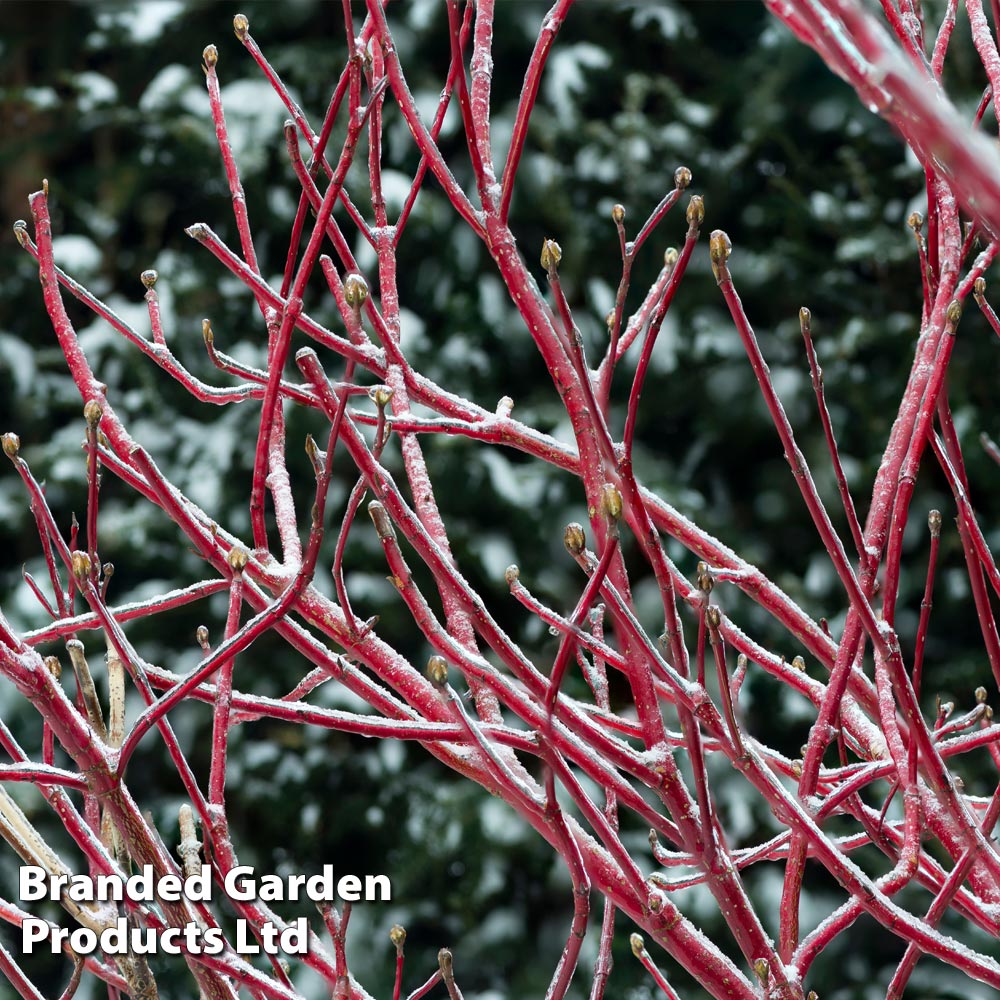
1;2;999;998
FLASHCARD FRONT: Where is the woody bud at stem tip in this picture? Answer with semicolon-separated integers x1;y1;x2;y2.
540;238;562;270
2;433;20;458
368;501;396;541
71;551;91;582
564;522;586;555
709;229;732;281
233;13;249;38
600;484;622;522
389;924;406;952
344;273;369;310
674;165;692;189
227;546;249;573
368;385;394;408
84;400;103;427
427;656;448;686
686;194;704;228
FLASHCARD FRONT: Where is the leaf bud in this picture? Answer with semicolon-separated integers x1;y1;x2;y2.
505;564;520;586
71;551;91;582
304;434;325;477
141;269;158;289
233;13;249;39
709;229;732;279
102;562;114;580
611;203;626;225
2;432;20;458
344;273;369;310
686;195;704;228
791;759;803;777
939;700;954;719
44;656;62;680
203;45;218;69
389;924;406;952
799;306;811;333
946;299;962;326
706;605;722;630
663;247;679;268
600;483;623;522
696;561;713;593
907;211;923;232
752;958;770;984
605;310;615;333
368;385;394;408
438;949;455;982
674;165;692;190
975;686;988;703
807;993;819;1000
84;400;103;428
540;238;562;271
791;655;806;672
629;932;645;957
563;522;586;556
13;220;28;247
202;318;214;346
227;546;249;573
928;509;942;537
368;500;396;541
196;625;210;649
